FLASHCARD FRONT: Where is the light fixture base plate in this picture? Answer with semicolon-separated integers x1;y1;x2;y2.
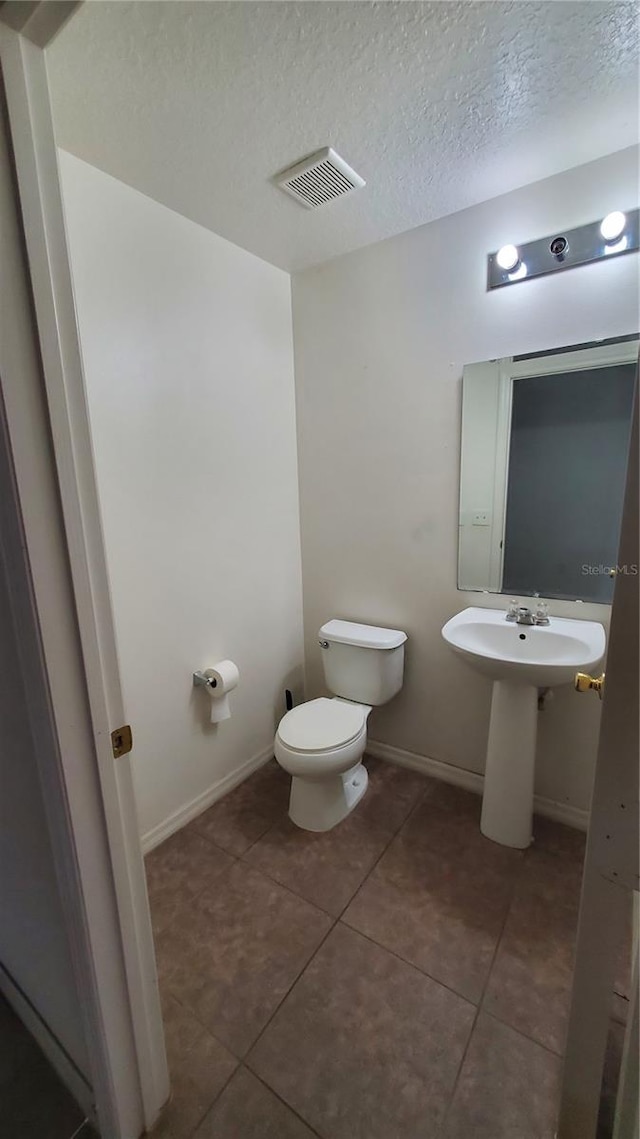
487;208;639;289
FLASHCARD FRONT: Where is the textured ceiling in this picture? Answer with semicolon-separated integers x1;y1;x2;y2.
48;1;639;272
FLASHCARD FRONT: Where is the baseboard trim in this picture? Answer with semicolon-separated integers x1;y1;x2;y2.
367;739;589;833
0;964;94;1121
141;746;274;854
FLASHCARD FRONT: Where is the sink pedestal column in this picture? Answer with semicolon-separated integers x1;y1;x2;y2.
480;680;538;849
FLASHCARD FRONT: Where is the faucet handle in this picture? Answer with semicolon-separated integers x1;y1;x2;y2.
535;601;550;625
506;599;518;622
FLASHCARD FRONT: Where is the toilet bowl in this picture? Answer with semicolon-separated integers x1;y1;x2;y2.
275;697;371;831
274;618;407;832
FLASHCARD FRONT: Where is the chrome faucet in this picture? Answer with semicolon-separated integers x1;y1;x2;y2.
506;600;550;626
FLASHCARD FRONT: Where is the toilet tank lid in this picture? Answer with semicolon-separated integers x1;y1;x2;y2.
319;619;407;650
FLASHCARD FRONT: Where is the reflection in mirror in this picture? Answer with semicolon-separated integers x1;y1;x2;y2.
458;336;638;602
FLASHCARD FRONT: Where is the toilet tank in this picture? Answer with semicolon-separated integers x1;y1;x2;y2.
318;619;407;705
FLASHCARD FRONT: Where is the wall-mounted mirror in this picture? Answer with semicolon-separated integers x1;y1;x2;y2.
459;335;638;603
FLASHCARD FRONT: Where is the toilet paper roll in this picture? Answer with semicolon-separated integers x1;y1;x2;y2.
204;660;240;724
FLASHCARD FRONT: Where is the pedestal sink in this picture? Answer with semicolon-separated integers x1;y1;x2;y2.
441;607;606;848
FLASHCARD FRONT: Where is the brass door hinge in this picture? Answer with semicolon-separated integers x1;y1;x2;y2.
111;724;133;758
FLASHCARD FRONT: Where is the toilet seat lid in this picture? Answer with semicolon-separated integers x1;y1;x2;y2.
278;698;366;752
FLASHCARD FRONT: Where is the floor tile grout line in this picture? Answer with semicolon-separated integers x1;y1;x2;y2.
185;826;245;861
381;774;587;870
481;1007;566;1060
472;833;586;1061
152;774;574;988
243;913;340;1068
335;918;480;1010
160;774;438;1085
153;816;340;938
238;764;434;921
248;1067;325;1138
151;765;581;1137
148;853;239;940
183;1060;241;1139
374;780;530;870
331;779;437;923
152;764;581;921
241;774;435;1066
232;858;339;919
190;813;284;861
437;845;529;1137
159;984;238;1064
155;858;339;1054
330;774;438;921
161;845;567;1091
159;771;473;1051
184;762;290;860
150;764;585;874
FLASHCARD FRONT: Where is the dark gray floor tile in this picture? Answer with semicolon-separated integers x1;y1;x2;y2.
243;757;429;916
155;862;332;1056
411;780;523;870
190;761;290;855
343;792;521;1001
248;923;475;1139
151;1016;236;1139
243;811;389;916
483;847;581;1053
145;828;235;936
356;756;432;836
443;1013;561;1139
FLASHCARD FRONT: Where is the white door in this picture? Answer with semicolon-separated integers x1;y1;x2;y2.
558;381;638;1138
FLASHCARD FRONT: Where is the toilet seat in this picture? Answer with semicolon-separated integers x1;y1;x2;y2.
277;697;367;753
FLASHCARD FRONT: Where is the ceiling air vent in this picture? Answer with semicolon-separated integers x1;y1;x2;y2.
276;147;365;209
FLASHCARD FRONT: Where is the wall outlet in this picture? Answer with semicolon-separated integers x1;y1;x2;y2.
472;511;491;526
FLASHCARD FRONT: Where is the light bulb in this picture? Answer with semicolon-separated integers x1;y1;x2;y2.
496;244;520;271
600;212;626;243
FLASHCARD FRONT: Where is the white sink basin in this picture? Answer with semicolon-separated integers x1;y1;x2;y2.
442;606;605;688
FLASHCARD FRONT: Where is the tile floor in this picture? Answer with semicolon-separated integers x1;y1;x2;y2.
0;993;98;1139
145;757;630;1139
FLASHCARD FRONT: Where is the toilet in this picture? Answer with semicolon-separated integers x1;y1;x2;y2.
275;619;407;831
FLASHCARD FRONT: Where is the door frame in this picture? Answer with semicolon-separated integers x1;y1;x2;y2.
0;7;168;1135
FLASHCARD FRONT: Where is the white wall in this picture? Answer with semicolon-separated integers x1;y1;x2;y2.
59;152;304;844
292;147;639;815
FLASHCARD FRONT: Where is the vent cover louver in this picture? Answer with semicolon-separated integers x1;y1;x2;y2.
276;147;365;209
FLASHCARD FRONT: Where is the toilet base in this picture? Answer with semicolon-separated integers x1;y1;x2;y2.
288;762;368;832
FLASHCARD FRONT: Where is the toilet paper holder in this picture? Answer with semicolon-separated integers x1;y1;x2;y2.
193;670;217;690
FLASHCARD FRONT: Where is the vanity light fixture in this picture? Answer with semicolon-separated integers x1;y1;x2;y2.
487;207;639;289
